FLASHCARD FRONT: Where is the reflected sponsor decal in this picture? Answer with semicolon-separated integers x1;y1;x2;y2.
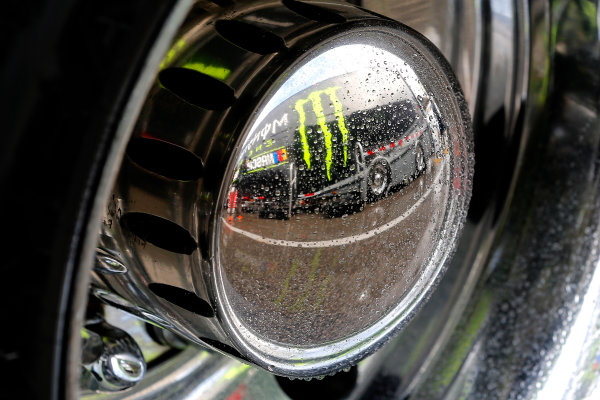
245;147;288;173
243;114;289;157
294;86;349;180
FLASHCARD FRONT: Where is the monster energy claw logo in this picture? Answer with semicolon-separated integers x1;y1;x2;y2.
294;86;349;181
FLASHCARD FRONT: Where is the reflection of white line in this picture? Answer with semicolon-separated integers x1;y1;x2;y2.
223;167;443;248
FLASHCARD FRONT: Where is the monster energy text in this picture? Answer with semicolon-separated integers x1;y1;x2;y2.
294;86;350;181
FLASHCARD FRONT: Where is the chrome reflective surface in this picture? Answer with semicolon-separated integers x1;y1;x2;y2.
81;321;146;392
366;1;600;400
79;0;600;398
418;1;600;398
216;33;472;363
89;0;473;380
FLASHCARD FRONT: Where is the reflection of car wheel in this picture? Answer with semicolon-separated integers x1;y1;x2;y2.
367;160;390;200
415;143;426;176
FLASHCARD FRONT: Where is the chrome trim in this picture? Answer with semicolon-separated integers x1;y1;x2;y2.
71;0;195;396
91;0;474;379
79;0;600;398
376;0;600;398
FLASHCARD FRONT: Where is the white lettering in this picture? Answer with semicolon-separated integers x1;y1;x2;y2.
272;113;288;133
242;113;289;155
247;153;276;171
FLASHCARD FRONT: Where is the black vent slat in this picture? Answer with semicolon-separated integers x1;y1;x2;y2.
121;212;197;255
158;67;235;110
149;283;215;317
200;337;245;359
127;137;203;181
215;19;286;55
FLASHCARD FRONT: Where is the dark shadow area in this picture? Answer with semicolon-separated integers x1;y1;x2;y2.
215;19;287;55
276;366;358;400
120;212;198;254
149;283;215;317
127;137;203;181
199;337;247;360
158;67;235;110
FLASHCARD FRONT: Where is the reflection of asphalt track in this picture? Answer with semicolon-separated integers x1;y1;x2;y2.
219;155;449;345
222;159;444;248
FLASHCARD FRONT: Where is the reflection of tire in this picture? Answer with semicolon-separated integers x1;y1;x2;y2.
367;160;391;200
415;143;426;176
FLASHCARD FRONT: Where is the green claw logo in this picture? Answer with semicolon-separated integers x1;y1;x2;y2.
294;86;349;181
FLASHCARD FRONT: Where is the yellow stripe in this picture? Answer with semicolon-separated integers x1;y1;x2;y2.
294;86;348;180
325;87;349;166
182;62;230;80
294;99;312;170
274;260;299;305
308;91;333;180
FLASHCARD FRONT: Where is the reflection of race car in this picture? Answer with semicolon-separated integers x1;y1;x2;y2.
235;155;293;219
303;98;437;216
356;101;433;196
235;72;443;218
